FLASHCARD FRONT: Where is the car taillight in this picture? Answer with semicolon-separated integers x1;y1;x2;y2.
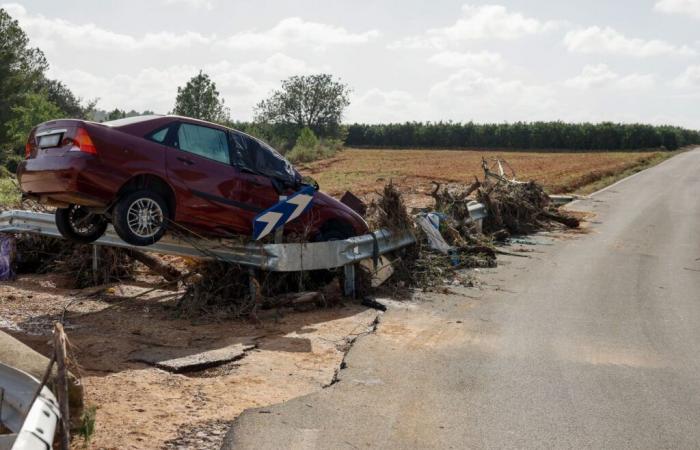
25;141;31;159
71;127;97;154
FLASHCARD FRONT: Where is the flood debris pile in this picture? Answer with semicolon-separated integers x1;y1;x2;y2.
476;158;580;239
177;260;343;319
53;244;136;288
366;182;496;292
365;158;580;292
11;234;143;288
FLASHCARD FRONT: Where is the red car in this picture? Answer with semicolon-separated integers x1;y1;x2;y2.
17;115;368;246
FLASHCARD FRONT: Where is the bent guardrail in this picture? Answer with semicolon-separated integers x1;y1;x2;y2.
0;362;60;450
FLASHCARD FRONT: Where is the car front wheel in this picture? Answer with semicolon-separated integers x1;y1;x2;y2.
112;190;169;246
55;205;108;244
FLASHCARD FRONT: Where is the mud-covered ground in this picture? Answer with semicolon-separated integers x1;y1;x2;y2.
0;271;380;449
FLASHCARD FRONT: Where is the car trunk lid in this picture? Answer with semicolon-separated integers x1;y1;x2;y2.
26;119;93;159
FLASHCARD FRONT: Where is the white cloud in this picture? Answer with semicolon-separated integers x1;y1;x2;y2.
390;4;560;50
672;64;700;87
427;51;505;70
565;64;655;89
347;89;430;123
654;0;700;19
3;4;378;53
220;17;381;51
163;0;214;10
428;69;557;121
47;54;320;116
3;3;212;51
564;26;696;57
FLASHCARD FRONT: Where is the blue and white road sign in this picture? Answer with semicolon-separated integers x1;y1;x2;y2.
252;185;316;241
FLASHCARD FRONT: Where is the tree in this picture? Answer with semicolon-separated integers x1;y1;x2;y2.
39;78;95;119
172;71;230;123
254;74;351;138
0;7;48;147
6;92;62;153
106;108;127;121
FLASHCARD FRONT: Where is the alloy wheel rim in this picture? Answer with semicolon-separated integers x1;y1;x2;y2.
69;206;100;236
126;198;164;238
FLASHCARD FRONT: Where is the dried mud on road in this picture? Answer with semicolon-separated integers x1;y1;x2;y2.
0;272;380;449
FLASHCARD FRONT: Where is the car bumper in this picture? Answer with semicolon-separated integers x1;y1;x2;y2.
17;154;115;207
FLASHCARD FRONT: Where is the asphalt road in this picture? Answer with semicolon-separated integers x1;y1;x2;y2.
224;148;700;449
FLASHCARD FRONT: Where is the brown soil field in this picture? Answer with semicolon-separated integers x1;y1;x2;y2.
300;148;673;207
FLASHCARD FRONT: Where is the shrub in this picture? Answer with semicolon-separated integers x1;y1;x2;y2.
3;155;23;174
286;128;343;163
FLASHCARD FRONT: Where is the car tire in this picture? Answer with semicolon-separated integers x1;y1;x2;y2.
316;222;355;242
112;190;169;246
55;205;108;244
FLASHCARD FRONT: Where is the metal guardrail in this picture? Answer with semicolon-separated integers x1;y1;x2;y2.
0;362;60;450
0;210;416;272
0;203;487;296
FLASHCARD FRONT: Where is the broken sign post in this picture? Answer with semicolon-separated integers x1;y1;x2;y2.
252;185;316;241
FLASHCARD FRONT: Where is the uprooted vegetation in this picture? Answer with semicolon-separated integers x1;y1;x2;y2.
366;158;580;293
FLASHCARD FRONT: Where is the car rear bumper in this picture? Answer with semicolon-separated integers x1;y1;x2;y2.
17;154;116;207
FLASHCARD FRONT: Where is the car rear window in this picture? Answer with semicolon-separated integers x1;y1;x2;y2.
177;123;230;165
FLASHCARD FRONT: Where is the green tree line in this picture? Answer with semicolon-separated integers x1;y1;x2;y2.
0;7;94;172
344;122;700;151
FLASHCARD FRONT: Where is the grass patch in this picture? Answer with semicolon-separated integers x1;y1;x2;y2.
77;404;98;446
0;177;21;208
574;150;682;195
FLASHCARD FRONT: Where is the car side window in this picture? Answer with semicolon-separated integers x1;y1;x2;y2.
176;123;231;165
230;132;256;173
147;126;170;143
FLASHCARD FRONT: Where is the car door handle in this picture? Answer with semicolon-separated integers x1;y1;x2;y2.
177;157;194;166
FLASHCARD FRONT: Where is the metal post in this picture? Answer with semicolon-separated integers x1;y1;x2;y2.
274;195;286;244
92;244;99;285
343;264;356;298
248;267;257;303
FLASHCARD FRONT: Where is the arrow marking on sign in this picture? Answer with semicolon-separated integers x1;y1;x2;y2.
286;194;313;222
255;211;283;241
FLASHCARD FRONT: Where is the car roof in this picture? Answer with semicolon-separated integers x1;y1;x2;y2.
102;114;165;127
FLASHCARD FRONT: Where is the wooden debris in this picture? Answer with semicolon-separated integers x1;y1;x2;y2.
124;249;182;281
53;323;71;450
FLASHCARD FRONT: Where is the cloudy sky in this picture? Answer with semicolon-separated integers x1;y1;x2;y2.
4;0;700;127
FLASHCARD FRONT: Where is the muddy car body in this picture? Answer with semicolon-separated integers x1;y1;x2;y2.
18;115;368;245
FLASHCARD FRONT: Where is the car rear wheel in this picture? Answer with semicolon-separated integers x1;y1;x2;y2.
55;205;108;244
113;190;169;246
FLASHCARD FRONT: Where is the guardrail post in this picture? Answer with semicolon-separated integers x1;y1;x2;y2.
248;267;257;304
92;245;99;285
343;264;356;298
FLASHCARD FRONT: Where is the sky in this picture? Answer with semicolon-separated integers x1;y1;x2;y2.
4;0;700;127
